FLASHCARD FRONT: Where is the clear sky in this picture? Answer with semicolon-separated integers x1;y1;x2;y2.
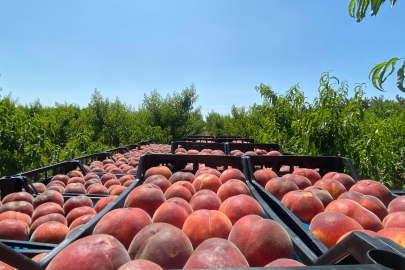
1;1;404;116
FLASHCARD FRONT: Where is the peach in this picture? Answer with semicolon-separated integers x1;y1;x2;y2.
91;167;105;173
66;206;97;226
86;183;102;192
0;211;31;226
265;178;299;200
32;253;48;262
110;186;127;196
314;179;347;200
325;199;383;231
304;186;334;208
195;167;221;178
164;185;193;202
163;197;193;215
2;192;34;205
100;173;117;185
254;168;278;188
377;228;405;248
47;180;66;188
323;172;355;190
153;198;193;229
338;191;388;221
0;201;34;216
88;185;109;195
173;181;196;195
186;149;199;155
350;180;393;207
94;196;118;213
0;219;30;240
66;225;83;238
119;174;135;185
84;173;99;182
219;194;265;225
124;184;166;217
32;190;64;208
309;212;363;248
190;190;222;211
84;179;101;190
123;180;135;187
51;174;70;185
107;184;121;193
169;172;196;184
217;179;250;202
0;261;14;270
219;168;246;184
102;159;115;165
283;174;312;190
63;195;93;216
337;230;381;243
282;190;324;223
64;185;87;194
382;211;405;229
30;213;67;233
183;238;249;269
193;174;222;193
67;170;83;178
388;195;405;213
110;167;123;173
293;168;321;185
244;151;257;156
265;259;305;267
144;175;172;193
67;177;85;185
128;223;193;269
93;208;152;249
46;234;131;270
30;221;69;244
211;150;225;155
174;148;186;154
30;182;46;193
229;214;293;266
47;185;65;193
32;202;64;222
118;260;163;270
144;166;172;180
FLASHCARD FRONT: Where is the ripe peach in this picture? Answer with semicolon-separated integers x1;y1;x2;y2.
46;234;131;270
190;190;222;211
30;182;46;193
63;196;93;216
153;198;192;229
2;192;34;205
47;180;66;188
377;228;405;248
64;185;87;194
93;208;152;249
195;167;221;178
254;168;278;188
323;172;355;190
193;174;222;193
66;206;96;226
91;167;105;173
144;166;172;180
304;186;334;208
283;174;312;190
66;225;83;238
32;201;65;221
128;223;193;269
388;195;405;213
119;174;135;185
183;238;249;269
94;196;118;213
67;170;83;178
104;179;121;189
33;190;64;208
350;180;393;207
337;230;381;243
0;261;14;270
265;259;305;267
51;175;70;185
382;211;405;229
30;213;67;234
282;190;324;223
0;201;33;216
314;179;347;200
88;185;109;195
293;168;321;185
100;173;117;185
173;181;196;195
84;173;99;182
67;177;85;185
0;219;30;240
217;179;250;202
174;148;186;154
47;185;65;193
219;194;265;225
124;184;166;217
118;260;163;270
219;168;246;184
229;215;293;266
107;185;121;193
265;178;299;200
30;221;69;244
110;186;127;196
0;211;31;226
169;172;196;184
110;167;123;173
338;191;388;221
123;180;135;187
84;179;101;190
309;212;363;248
164;185;193;202
144;175;172;193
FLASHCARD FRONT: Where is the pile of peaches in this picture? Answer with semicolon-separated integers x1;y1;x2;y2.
230;148;282;156
255;167;405;249
174;148;225;155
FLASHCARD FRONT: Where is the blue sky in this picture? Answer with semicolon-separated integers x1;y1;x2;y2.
1;1;404;116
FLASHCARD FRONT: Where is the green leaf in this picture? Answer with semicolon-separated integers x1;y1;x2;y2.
379;57;399;87
371;0;386;16
369;62;386;91
397;60;405;93
391;0;397;7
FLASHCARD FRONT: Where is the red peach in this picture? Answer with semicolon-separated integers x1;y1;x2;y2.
118;260;163;270
190;190;222;211
144;166;172;180
110;186;127;196
169;172;196;184
66;206;96;226
282;190;324;224
51;175;70;185
219;168;246;184
323;172;355;190
124;184;166;217
32;202;64;222
254;168;278;188
338;191;388;221
377;228;405;248
0;201;34;216
314;179;347;200
304;186;334;208
119;174;135;185
195;167;221;178
388;195;405;213
63;195;93;216
219;194;265;225
283;174;312;190
144;175;172;193
265;177;299;200
164;185;193;202
382;211;405;229
350;180;393;207
2;192;34;205
217;179;250;202
100;173;117;185
293;168;321;185
30;213;67;234
0;219;30;240
193;174;222;193
94;196;118;213
32;190;64;208
265;259;305;267
0;211;31;226
30;221;69;244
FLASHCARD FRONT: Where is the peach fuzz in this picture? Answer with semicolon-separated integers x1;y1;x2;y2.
30;221;69;244
32;190;64;208
30;213;67;234
350;180;393;207
314;179;347;200
265;259;305;267
293;168;321;185
338;191;388;221
219;194;265;225
265;177;299;200
128;223;193;269
0;201;34;216
382;211;405;229
93;208;152;249
118;260;163;270
172;181;196;195
254;168;278;188
164;185;193;202
282;190;324;224
32;202;64;222
323;172;355;190
94;196;118;213
51;174;70;185
144;175;172;193
182;210;233;249
219;168;246;184
377;228;405;248
124;184;166;217
283;174;312;190
217;179;250;202
388;195;405;213
183;238;249;269
195;167;221;178
144;166;172;180
228;215;293;266
304;186;334;208
162;197;193;215
309;212;363;248
0;219;30;241
63;195;93;216
100;173;117;185
2;192;34;205
153;198;192;229
0;211;31;226
190;190;222;211
169;172;195;184
69;214;96;230
66;206;96;226
193;174;222;193
337;230;380;243
46;234;130;270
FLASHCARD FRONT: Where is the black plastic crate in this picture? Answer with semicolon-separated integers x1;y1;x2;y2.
170;141;227;154
227;142;285;155
125;143;139;150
